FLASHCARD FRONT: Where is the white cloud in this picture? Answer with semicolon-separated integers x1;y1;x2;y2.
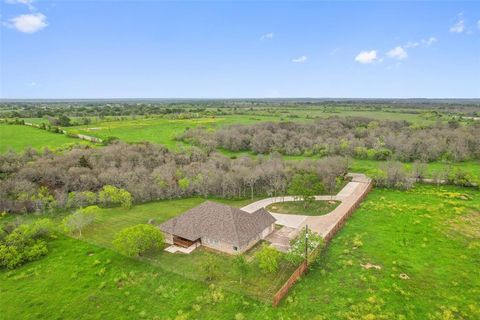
478;20;480;30
260;32;274;40
5;0;35;10
6;13;47;33
291;55;307;63
5;0;34;4
422;37;437;46
450;14;465;33
354;50;378;64
405;36;437;49
404;41;419;49
387;46;408;60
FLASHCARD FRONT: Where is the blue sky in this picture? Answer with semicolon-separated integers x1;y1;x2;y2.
1;1;479;99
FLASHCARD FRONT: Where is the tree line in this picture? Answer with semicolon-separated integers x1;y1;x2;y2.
0;142;348;214
178;117;480;162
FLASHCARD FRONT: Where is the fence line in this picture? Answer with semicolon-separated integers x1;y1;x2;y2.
272;180;373;307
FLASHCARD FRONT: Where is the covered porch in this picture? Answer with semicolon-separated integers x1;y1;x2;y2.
173;235;199;248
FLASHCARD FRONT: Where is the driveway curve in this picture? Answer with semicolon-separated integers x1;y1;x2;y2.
241;173;372;239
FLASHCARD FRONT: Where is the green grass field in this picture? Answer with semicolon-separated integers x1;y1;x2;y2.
1;184;479;319
79;196;294;302
266;200;340;216
61;108;442;149
0;106;456;155
350;158;480;178
67;115;284;149
0;124;89;153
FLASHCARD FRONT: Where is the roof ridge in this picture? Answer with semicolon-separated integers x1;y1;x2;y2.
229;205;242;245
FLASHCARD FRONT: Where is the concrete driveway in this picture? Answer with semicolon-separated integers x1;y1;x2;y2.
241;173;372;239
269;213;307;229
264;226;298;252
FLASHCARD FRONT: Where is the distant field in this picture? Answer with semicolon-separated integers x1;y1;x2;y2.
66;115;284;149
1;108;446;153
64;109;438;149
0;124;89;153
350;158;480;178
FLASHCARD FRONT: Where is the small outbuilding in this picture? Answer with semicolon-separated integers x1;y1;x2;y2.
159;201;276;254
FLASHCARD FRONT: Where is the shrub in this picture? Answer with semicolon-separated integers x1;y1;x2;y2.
372;148;392;161
255;244;281;273
286;228;323;266
16;218;55;239
0;220;51;269
374;162;413;190
113;224;164;257
202;255;219;282
0;244;22;269
99;185;133;209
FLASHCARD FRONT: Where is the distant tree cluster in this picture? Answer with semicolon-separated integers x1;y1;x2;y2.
179;117;480;162
0;143;347;213
2;99;479;125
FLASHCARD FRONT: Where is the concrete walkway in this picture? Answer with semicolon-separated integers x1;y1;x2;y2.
164;244;197;254
241;173;372;240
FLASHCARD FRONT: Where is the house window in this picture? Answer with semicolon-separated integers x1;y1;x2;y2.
233;246;238;251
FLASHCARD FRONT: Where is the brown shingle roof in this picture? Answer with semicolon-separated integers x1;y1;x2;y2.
159;201;276;247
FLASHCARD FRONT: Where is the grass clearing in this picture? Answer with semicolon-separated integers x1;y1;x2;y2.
350;158;480;179
0;124;90;153
266;200;340;216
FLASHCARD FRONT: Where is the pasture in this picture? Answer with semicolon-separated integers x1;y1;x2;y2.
1;105;455;154
1;185;479;319
66;115;283;149
65;109;440;148
0;124;89;153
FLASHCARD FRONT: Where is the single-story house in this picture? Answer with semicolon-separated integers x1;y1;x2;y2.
159;201;276;254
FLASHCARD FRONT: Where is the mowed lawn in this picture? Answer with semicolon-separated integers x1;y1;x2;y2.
0;124;89;153
80;196;294;301
266;200;340;216
1;185;479;319
81;197;258;247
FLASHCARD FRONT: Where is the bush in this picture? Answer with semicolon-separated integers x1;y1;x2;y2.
374;162;413;190
16;218;55;239
286;228;323;265
255;244;281;273
202;255;219;282
0;220;51;269
113;224;164;257
99;185;133;209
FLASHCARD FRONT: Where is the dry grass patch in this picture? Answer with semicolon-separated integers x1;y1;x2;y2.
447;211;480;239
